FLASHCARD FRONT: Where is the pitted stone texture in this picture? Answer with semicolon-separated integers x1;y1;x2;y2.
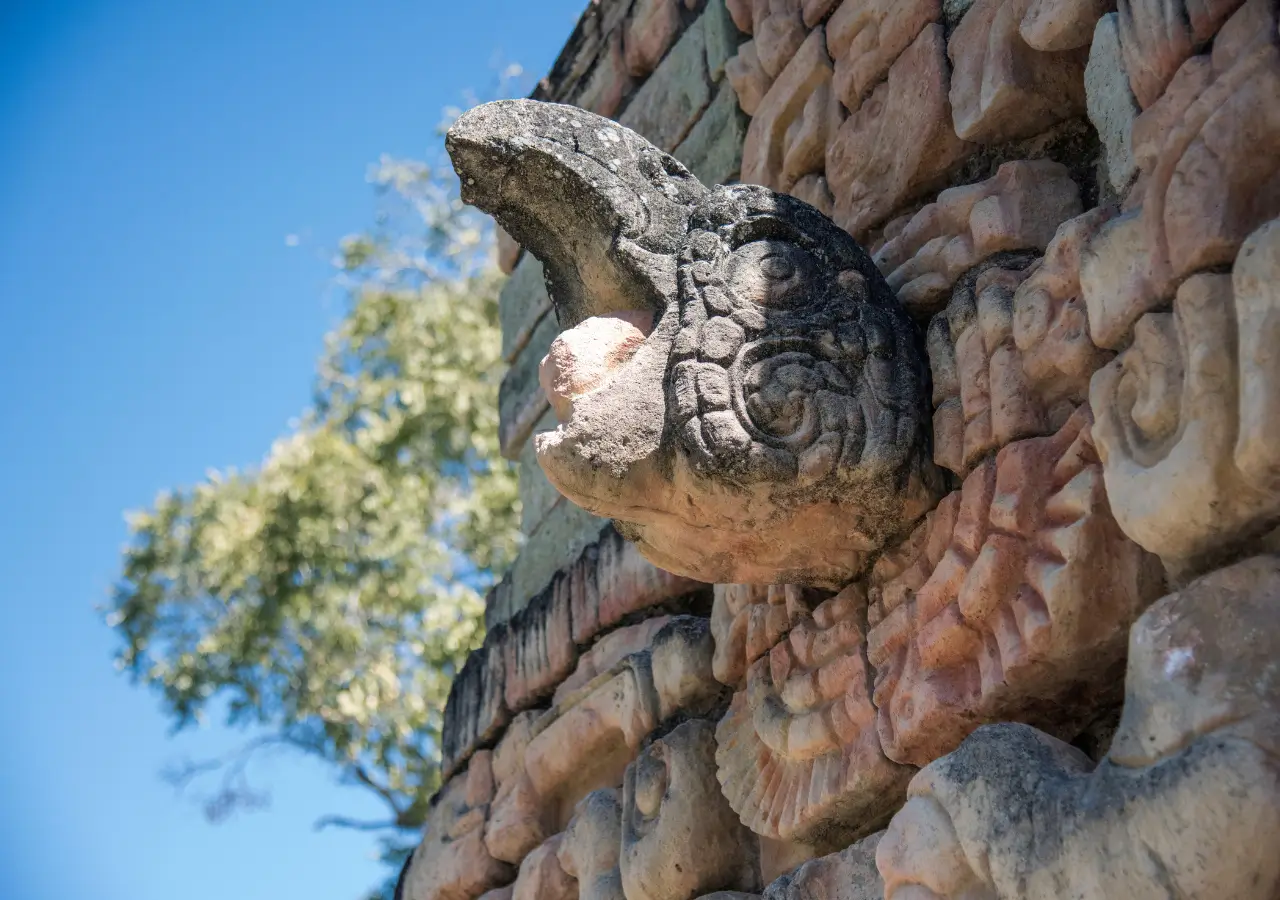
947;0;1089;145
873;160;1083;321
402;753;512;900
740;28;839;193
1117;0;1246;107
826;0;940;111
560;789;626;900
449;100;939;588
1085;14;1140;194
1019;0;1110;50
511;835;576;900
763;832;884;900
877;554;1280;900
710;583;829;688
1079;0;1280;349
554;616;673;704
827;24;973;239
1091;219;1280;578
716;583;913;845
867;406;1164;766
622;719;762;900
541;311;654;422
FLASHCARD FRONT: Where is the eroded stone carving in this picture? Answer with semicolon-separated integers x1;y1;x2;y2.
763;831;884;900
623;719;761;900
826;24;973;239
1091;219;1280;577
1079;0;1280;348
1020;0;1110;51
560;789;626;900
524;617;724;830
486;713;551;865
1117;0;1246;107
873;160;1082;320
448;99;939;587
878;553;1280;900
826;0;940;112
403;752;513;900
710;583;830;688
511;834;577;900
948;0;1089;144
716;583;913;845
740;29;840;193
867;407;1164;766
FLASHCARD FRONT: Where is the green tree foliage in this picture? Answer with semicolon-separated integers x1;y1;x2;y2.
108;147;520;892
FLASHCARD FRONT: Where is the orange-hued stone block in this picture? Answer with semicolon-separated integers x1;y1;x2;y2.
867;407;1164;766
826;0;940;111
947;0;1088;144
826;24;972;239
715;584;913;844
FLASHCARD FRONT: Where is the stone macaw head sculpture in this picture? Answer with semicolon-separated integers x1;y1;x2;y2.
448;100;939;587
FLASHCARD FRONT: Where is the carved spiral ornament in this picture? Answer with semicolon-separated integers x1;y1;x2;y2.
667;186;924;488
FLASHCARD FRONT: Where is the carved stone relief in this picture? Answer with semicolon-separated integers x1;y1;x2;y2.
448;100;940;587
1079;0;1280;349
622;719;761;900
1090;218;1280;577
715;583;913;846
403;752;513;900
873;160;1082;321
559;789;627;900
867;407;1164;766
878;553;1280;900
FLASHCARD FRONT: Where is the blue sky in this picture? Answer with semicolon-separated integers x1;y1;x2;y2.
0;1;583;897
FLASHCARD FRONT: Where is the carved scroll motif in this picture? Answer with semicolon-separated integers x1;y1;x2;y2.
868;407;1164;766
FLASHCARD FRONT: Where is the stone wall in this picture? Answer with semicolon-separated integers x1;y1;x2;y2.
401;1;1280;898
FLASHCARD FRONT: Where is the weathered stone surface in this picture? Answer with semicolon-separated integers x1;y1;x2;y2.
525;617;724;829
826;0;940;111
518;410;563;540
710;583;829;688
625;0;684;78
674;81;749;187
443;629;509;779
575;28;635;120
476;888;514;900
763;832;884;900
755;1;810;76
541;311;654;422
449;100;941;587
1019;0;1109;51
486;713;551;865
1079;0;1280;348
705;0;748;82
1117;0;1245;107
948;0;1088;144
560;789;626;900
554;616;673;704
726;40;773;115
403;753;513;900
1091;219;1280;577
878;554;1280;900
499;311;556;459
622;719;761;900
1085;13;1140;194
511;835;576;900
740;29;836;192
868;406;1164;766
873;160;1082;320
500;254;552;365
507;498;608;623
503;571;578;712
716;583;913;844
787;173;833;216
827;24;974;239
620;11;715;152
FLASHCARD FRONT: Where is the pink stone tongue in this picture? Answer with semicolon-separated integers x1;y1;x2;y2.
539;310;655;421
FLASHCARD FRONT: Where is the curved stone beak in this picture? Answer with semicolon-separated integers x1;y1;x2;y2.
446;99;709;328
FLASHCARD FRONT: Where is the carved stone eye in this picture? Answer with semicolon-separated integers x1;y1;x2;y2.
727;240;817;309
